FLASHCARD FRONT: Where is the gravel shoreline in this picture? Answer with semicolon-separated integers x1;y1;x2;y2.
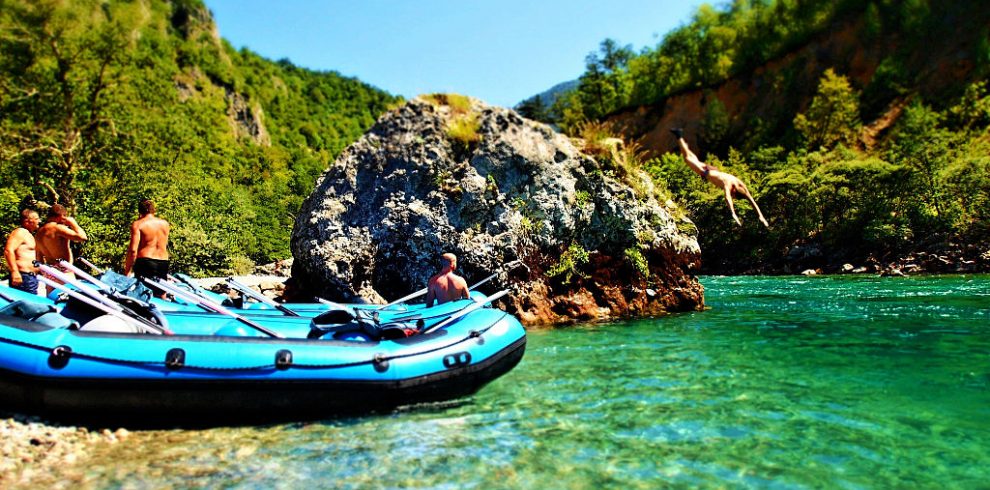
0;412;128;487
0;274;291;485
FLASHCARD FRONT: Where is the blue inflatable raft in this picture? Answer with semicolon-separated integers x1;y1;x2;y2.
0;283;526;425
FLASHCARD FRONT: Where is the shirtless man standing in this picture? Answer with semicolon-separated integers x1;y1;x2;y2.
4;209;42;294
35;204;88;291
425;253;470;307
124;199;171;297
124;199;171;288
672;128;770;228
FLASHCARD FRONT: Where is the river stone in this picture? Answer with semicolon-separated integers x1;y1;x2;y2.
291;96;704;325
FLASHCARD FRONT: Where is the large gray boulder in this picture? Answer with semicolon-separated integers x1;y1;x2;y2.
291;96;703;325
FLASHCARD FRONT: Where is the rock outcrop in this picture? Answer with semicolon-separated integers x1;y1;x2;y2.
291;96;703;325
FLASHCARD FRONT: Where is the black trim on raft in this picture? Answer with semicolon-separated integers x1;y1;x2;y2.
0;337;526;428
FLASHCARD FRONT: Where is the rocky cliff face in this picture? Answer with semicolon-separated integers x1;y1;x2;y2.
291;96;703;325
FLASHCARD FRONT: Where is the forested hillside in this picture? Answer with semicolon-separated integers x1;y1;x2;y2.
0;0;398;275
521;0;990;273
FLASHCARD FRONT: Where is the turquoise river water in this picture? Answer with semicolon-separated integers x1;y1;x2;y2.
62;275;990;488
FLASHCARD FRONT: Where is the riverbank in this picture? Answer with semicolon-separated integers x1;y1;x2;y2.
0;273;292;486
724;242;990;276
0;412;128;488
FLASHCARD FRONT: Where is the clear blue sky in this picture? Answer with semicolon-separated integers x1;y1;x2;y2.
203;0;701;108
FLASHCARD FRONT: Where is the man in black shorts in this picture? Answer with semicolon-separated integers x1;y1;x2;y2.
125;199;171;297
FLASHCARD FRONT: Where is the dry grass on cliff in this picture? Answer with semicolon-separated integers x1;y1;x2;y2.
575;121;656;198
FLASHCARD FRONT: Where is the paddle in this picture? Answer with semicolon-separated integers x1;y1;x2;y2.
464;259;528;292
144;277;283;339
421;289;510;334
35;265;172;335
57;260;114;291
376;259;528;310
168;272;220;300
77;257;104;274
226;277;301;317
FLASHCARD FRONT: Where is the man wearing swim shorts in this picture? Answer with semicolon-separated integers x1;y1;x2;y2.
125;199;171;296
4;209;42;294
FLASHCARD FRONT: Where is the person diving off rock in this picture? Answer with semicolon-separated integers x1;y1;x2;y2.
672;128;769;228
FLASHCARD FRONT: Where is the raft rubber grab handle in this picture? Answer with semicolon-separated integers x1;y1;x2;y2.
421;289;510;334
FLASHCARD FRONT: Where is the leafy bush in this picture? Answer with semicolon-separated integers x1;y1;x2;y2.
624;247;649;277
547;243;590;284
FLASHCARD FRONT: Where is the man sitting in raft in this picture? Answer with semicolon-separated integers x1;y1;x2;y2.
426;253;470;307
672;128;770;228
124;199;171;297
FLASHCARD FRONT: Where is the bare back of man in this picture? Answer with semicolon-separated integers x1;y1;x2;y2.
428;272;469;305
133;215;170;260
125;213;170;276
425;253;470;307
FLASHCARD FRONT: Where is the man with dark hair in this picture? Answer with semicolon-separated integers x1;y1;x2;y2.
35;204;88;291
4;209;41;294
672;128;769;227
125;199;171;291
425;253;470;307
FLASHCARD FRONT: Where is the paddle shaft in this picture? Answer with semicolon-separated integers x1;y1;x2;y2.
377;259;525;310
226;277;300;317
36;263;171;334
58;260;112;290
145;277;283;339
422;289;509;334
78;257;104;274
35;274;171;335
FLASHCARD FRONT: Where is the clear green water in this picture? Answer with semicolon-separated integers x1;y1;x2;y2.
70;275;990;488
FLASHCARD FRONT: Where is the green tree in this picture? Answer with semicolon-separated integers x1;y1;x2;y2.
889;102;952;218
0;0;142;208
793;69;862;150
577;39;633;119
516;94;550;121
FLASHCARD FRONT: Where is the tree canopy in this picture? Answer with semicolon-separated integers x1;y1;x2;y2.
0;0;399;275
545;0;990;271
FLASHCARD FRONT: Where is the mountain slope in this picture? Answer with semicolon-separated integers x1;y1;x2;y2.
0;0;399;274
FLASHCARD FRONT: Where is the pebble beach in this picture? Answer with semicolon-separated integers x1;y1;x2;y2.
0;273;290;486
0;413;130;488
